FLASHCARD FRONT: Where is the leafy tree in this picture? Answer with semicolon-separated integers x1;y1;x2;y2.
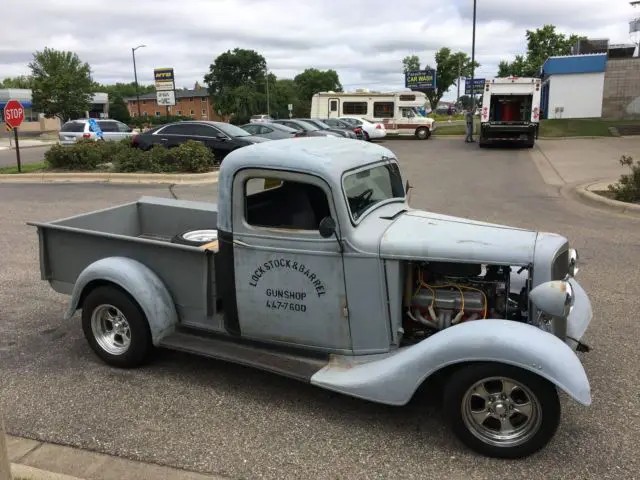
457;94;482;110
108;94;131;123
94;81;155;99
293;68;342;106
402;48;479;112
498;25;586;77
204;48;268;124
0;75;34;89
28;48;94;121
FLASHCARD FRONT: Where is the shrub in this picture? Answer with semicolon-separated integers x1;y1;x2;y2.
607;155;640;203
44;139;115;170
171;140;215;173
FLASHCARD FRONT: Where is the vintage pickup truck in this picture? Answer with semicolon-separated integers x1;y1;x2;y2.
29;137;592;459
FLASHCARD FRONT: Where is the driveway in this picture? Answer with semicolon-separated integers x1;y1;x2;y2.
1;138;639;479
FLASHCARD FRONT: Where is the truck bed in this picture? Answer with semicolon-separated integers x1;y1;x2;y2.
28;196;222;331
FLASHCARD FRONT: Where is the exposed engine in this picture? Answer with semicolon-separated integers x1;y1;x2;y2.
402;261;529;343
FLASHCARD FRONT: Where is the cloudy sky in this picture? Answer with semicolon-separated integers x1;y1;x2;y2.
1;0;638;100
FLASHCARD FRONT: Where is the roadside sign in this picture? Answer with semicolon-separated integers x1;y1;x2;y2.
465;78;485;95
4;99;25;129
405;70;437;90
3;99;24;172
87;118;104;139
157;90;176;106
287;104;293;111
154;68;175;91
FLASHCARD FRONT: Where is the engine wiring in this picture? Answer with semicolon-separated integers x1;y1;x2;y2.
412;266;488;321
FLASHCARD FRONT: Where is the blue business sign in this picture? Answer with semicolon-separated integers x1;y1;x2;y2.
465;78;485;95
405;69;436;90
87;118;103;139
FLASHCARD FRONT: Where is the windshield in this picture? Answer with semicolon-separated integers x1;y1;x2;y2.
216;122;252;137
342;162;405;221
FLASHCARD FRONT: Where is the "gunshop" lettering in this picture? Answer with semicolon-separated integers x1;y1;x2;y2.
249;258;326;297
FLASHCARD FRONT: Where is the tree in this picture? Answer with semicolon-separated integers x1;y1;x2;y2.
94;81;155;99
204;48;268;124
108;95;131;123
458;94;482;110
498;25;586;77
28;48;94;122
402;48;479;112
293;68;342;107
0;75;34;89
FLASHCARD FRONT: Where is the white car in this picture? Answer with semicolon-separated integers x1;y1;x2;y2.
338;116;386;141
249;114;274;123
58;119;134;145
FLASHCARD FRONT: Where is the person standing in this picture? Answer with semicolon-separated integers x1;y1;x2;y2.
465;109;475;143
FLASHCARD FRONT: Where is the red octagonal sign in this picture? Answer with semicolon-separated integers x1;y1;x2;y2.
4;99;25;129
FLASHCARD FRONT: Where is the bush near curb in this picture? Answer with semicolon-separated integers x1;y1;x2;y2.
44;138;215;173
607;155;640;203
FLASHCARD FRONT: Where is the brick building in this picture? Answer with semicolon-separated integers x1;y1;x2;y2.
124;88;227;121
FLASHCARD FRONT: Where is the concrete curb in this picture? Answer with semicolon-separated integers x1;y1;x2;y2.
0;171;219;185
12;463;85;480
574;179;640;217
0;142;57;151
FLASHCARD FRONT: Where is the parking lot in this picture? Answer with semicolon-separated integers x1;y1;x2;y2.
1;137;639;479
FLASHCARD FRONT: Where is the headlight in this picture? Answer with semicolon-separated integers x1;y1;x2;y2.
529;280;575;318
568;248;579;277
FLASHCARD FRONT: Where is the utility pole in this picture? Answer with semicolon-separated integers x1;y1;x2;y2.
469;0;477;141
131;44;146;118
265;68;271;116
456;57;461;107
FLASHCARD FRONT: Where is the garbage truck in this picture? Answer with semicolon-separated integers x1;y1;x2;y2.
479;77;542;148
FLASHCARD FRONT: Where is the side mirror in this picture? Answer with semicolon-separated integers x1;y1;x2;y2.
217;133;228;140
318;216;337;239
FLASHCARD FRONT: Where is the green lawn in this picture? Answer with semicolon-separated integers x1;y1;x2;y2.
0;162;47;174
539;118;640;137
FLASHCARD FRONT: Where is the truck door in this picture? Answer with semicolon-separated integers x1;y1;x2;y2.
230;168;352;352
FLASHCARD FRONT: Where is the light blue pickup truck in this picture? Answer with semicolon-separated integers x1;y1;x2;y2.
29;137;592;459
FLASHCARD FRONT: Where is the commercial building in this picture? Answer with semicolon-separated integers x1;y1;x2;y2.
124;88;226;121
540;54;608;119
0;88;110;132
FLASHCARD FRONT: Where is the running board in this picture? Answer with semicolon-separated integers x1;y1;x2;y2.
158;331;328;382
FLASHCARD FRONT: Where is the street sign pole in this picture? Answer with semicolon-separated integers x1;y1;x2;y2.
13;127;21;173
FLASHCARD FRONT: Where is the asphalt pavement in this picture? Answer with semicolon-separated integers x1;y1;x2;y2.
1;138;639;479
0;145;50;167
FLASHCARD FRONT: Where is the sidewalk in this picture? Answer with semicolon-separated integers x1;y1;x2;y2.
532;136;640;187
0;138;57;151
7;434;227;480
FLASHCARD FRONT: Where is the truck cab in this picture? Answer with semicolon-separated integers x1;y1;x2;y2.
479;77;541;147
30;137;592;460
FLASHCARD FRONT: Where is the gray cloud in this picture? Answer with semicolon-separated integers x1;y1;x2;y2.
0;0;634;101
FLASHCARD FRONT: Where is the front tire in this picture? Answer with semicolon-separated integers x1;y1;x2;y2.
81;286;152;368
415;127;430;140
443;363;560;459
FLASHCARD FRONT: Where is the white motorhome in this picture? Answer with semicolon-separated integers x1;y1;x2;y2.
479;77;542;148
310;90;436;140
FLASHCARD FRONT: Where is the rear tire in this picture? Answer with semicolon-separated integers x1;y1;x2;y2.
363;131;370;142
81;286;152;368
443;362;561;459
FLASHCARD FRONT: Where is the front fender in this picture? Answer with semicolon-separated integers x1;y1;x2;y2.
65;256;178;345
310;319;591;406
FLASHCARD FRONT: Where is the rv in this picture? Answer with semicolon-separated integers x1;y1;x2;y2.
479;77;541;148
310;91;436;140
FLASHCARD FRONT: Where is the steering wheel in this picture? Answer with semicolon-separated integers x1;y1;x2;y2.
351;188;373;211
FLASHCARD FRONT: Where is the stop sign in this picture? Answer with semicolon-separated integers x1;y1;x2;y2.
4;99;25;129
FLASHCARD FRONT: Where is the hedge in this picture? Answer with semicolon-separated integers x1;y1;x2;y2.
44;138;215;173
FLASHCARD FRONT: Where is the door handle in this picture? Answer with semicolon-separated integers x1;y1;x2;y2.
160;138;168;142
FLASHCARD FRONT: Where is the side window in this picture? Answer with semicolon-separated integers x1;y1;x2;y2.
192;125;220;137
342;102;367;115
244;177;332;231
259;126;273;134
116;122;131;133
97;121;118;132
243;125;258;134
373;102;394;118
160;124;194;135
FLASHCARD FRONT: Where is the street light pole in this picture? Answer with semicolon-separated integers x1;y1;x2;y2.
265;68;270;116
131;44;146;118
469;0;477;141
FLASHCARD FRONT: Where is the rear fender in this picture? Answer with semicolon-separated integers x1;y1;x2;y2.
310;319;591;406
65;256;178;345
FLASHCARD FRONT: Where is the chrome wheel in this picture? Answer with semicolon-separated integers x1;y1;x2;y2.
91;304;131;355
462;376;542;447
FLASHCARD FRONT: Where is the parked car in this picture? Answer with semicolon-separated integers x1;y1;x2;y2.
319;117;365;140
249;114;274;123
296;118;357;139
131;120;270;163
58;119;134;145
339;117;387;141
240;122;304;140
270;119;342;137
